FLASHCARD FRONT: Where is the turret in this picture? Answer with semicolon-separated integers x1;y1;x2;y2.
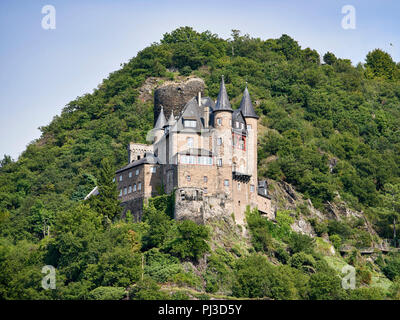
213;76;233;186
153;105;167;143
239;85;259;200
213;75;233;131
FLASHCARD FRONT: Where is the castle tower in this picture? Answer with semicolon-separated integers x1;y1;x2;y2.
239;85;259;207
213;76;234;199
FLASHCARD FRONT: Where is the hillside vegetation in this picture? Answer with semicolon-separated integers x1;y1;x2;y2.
1;27;400;299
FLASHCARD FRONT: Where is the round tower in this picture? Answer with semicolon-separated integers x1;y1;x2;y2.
239;85;259;205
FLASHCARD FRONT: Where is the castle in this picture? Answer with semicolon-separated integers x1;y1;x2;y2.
115;77;273;224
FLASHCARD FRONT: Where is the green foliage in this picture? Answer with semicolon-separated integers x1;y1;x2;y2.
382;254;400;281
144;248;182;283
289;252;316;273
87;286;126;300
365;49;396;79
287;232;315;254
329;234;342;250
245;207;274;252
87;158;121;224
141;204;173;250
1;27;400;300
129;277;169;300
165;220;210;261
308;271;344;300
232;254;305;299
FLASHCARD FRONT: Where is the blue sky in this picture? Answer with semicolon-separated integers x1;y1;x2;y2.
1;0;399;159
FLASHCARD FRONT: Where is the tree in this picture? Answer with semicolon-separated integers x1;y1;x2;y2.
275;34;301;60
88;158;121;224
166;220;210;261
308;272;344;300
142;204;173;250
365;49;396;79
323;52;337;65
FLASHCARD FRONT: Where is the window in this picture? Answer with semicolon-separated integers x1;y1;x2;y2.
204;176;208;183
235;121;239;129
217;158;222;167
224;179;229;187
250;184;255;192
128;185;132;193
112;177;115;182
241;123;244;129
247;124;252;130
217;137;222;146
133;184;137;191
217;118;222;126
237;183;241;191
186;175;191;182
119;189;122;197
129;172;132;178
187;137;194;148
124;187;127;195
151;167;156;173
138;182;142;191
181;155;196;164
136;169;139;175
198;156;212;165
184;120;196;128
119;175;122;182
204;187;208;194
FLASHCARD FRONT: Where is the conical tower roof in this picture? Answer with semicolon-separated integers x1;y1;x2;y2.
214;76;232;112
167;111;176;126
154;106;167;129
239;86;258;119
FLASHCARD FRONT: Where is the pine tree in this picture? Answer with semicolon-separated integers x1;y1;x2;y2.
89;158;121;225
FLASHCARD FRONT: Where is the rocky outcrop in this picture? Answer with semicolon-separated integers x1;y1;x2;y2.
154;77;205;124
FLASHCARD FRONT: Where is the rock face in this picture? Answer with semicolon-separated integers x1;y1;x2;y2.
154;77;205;125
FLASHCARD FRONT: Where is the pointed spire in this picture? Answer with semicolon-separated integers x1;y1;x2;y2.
239;85;258;119
167;111;175;126
214;75;233;112
154;105;167;129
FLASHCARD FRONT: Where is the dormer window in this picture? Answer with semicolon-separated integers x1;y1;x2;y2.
217;118;222;126
184;120;196;128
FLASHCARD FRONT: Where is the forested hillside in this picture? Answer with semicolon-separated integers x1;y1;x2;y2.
1;27;400;300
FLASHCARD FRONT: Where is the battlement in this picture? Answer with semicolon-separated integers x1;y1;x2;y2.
127;142;154;163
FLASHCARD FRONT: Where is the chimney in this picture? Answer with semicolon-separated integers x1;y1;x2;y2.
198;91;202;106
204;104;209;128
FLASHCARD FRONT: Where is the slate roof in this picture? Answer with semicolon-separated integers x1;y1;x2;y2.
116;153;159;173
239;86;258;119
166;111;176;127
154;106;167;129
232;109;247;135
214;76;233;112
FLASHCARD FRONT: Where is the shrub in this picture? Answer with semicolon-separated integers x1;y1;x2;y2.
288;232;315;254
144;248;182;283
88;286;126;300
356;267;372;285
232;254;299;299
165;220;210;261
308;271;344;300
382;255;400;281
289;252;316;273
129;277;169;300
329;234;342;251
